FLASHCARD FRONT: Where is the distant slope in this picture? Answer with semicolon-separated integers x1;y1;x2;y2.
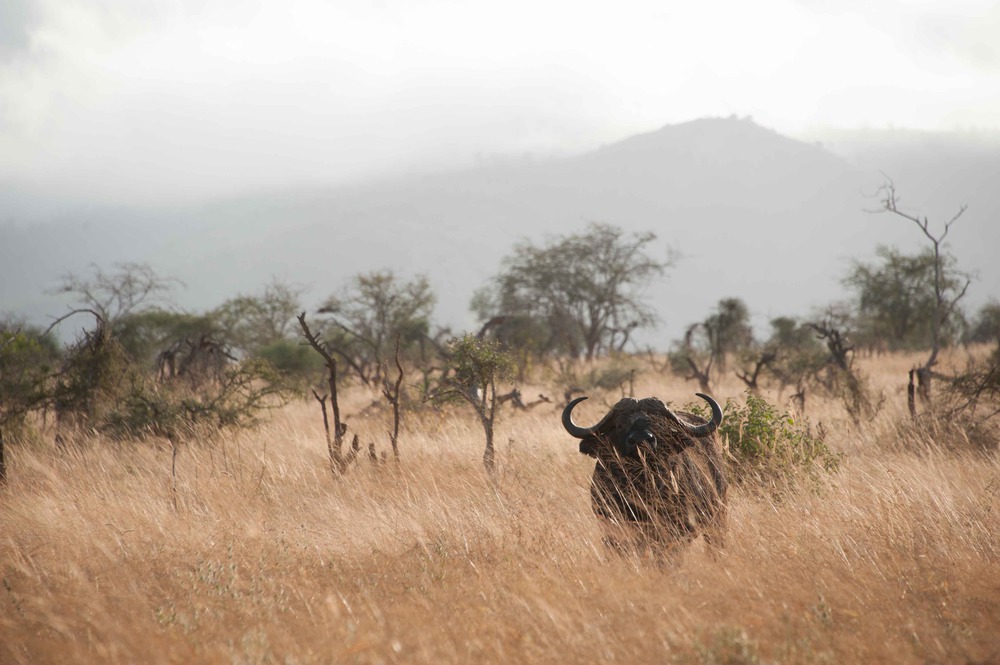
2;118;996;345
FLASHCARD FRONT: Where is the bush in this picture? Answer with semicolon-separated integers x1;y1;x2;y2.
935;347;1000;450
0;325;60;440
47;317;292;442
101;359;293;441
51;326;138;429
691;392;842;489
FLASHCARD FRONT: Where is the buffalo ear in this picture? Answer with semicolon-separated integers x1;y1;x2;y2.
579;437;600;458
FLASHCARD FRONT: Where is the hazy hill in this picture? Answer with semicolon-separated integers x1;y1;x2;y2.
2;117;997;345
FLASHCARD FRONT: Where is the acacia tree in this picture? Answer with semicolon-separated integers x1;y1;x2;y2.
429;334;515;476
45;265;290;440
319;271;435;386
475;223;670;361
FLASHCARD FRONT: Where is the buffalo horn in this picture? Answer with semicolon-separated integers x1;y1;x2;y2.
562;396;596;439
665;392;723;437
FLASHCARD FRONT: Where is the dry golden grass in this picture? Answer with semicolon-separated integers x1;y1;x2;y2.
2;351;999;664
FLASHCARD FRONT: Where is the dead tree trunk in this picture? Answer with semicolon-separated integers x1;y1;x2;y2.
380;337;404;461
875;180;971;411
298;313;354;476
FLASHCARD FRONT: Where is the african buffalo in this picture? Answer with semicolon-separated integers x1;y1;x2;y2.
562;393;727;550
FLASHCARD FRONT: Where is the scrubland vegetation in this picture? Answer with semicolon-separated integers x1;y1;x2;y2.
1;348;999;664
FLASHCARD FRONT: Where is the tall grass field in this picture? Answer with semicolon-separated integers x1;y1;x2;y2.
2;350;998;663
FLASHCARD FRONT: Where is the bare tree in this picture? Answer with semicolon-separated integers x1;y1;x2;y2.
870;179;973;406
944;353;1000;423
297;313;358;475
808;317;854;372
761;316;827;409
52;263;180;326
496;388;551;410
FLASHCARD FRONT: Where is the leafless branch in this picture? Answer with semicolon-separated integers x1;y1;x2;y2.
44;308;106;337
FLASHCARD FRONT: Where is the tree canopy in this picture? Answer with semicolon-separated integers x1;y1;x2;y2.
844;245;969;351
474;223;669;361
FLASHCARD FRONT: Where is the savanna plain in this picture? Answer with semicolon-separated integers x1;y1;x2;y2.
2;350;998;664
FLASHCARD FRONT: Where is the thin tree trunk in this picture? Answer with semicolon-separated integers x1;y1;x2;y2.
483;421;495;475
482;380;497;476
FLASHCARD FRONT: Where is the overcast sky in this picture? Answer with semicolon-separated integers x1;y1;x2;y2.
1;0;998;207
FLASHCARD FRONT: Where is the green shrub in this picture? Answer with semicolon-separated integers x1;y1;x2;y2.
691;392;842;488
101;359;293;441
